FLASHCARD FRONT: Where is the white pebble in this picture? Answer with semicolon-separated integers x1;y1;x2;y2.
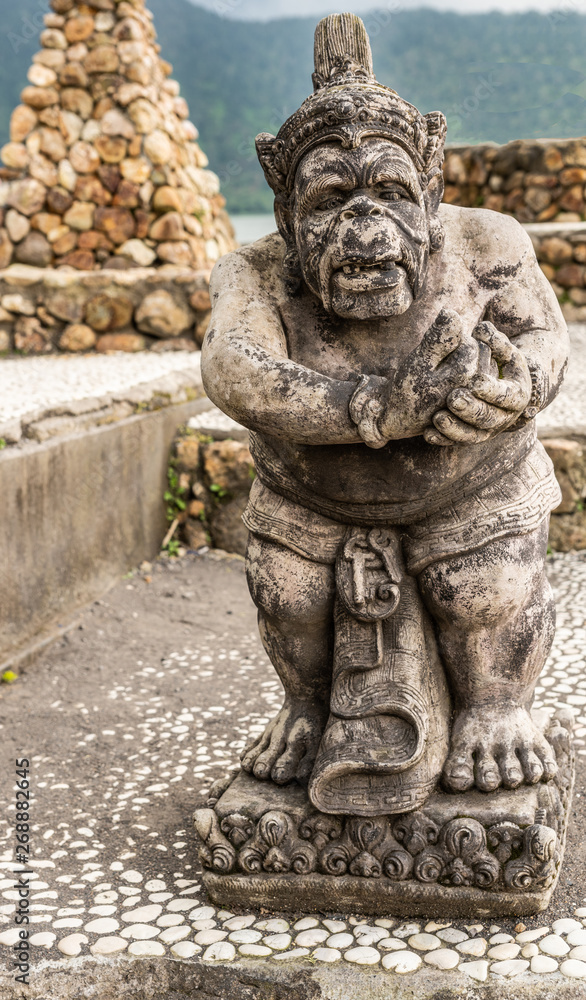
437;927;468;945
393;922;420;939
456;938;487;957
531;955;558;973
89;905;117;917
459;960;489;982
571;946;586;961
574;908;586;918
264;933;291;950
553;918;583;935
194;929;228;945
121;870;143;884
30;932;56;949
171;941;201;958
560;958;586;979
489;932;515;945
327;933;354;949
158;926;191;944
229;929;262;944
379;937;406;952
382;950;422;973
157;914;184;928
516;926;551;944
239;944;272;957
344;946;380;965
488;943;521;960
295;929;329;947
425;922;451;932
0;929;23;946
354;926;388;946
294;917;319;931
490;959;530;977
84;917;120;934
312;947;341;962
192;919;216;931
121;924;160;940
568;930;586;947
375;919;395;929
203;941;236;962
224;915;256;931
323;919;346;933
521;943;539;958
257;918;290;933
57;933;88;957
424;948;459;969
53;918;84;929
188;905;216;920
128;941;165;957
145;880;166;892
409;933;441;952
122;904;162;923
539;934;570;957
90;937;127;956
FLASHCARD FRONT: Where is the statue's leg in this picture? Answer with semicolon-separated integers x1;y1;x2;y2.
417;520;558;794
242;533;335;785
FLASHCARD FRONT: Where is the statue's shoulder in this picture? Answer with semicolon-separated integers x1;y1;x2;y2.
211;232;287;298
439;203;534;272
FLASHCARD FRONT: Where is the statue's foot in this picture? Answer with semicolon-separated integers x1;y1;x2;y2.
241;698;327;785
442;705;558;793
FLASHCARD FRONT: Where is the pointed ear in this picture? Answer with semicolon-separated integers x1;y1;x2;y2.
425;167;444;215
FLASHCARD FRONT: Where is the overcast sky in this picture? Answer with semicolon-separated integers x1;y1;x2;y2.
193;0;586;18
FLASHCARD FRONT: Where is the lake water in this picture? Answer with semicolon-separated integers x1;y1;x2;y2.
232;214;276;244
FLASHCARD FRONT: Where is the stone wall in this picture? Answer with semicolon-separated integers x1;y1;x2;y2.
170;427;586;557
444;138;586;224
525;224;586;323
0;262;211;353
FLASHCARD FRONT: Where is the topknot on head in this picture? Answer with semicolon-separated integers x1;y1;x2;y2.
313;13;375;91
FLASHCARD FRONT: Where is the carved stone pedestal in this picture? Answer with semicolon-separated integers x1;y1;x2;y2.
194;710;574;919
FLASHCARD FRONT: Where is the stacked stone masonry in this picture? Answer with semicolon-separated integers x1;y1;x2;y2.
0;0;235;353
444;139;586;225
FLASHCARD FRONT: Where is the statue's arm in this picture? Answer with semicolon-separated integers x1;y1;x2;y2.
201;251;365;445
483;249;570;416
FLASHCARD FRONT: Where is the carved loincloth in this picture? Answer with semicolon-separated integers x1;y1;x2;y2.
307;526;451;816
243;440;561;576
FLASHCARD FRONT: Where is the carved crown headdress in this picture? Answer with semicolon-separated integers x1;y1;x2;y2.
256;13;447;201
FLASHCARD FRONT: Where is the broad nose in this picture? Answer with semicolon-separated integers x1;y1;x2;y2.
340;194;383;221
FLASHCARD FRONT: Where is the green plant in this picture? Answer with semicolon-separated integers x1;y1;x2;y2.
210;482;230;500
0;438;6;450
1;670;17;684
576;499;584;512
167;539;181;557
165;464;187;522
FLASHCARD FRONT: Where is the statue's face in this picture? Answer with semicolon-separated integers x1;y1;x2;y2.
292;139;432;320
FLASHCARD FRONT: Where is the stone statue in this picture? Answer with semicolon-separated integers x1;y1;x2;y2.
196;13;573;916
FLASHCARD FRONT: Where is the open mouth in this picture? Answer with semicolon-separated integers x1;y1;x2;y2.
333;260;406;292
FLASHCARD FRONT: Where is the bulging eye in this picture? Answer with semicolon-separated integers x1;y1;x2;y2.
316;195;345;211
379;187;411;202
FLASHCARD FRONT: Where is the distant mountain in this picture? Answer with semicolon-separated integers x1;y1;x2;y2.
2;3;586;212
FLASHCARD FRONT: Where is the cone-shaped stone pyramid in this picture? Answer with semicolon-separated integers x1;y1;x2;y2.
0;0;236;272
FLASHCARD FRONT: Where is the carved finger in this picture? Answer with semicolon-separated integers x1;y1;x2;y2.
474;753;501;792
417;308;464;368
473;321;514;364
442;336;480;384
498;751;524;789
423;426;455;447
448;389;517;430
470;371;531;412
433;410;492;444
517;747;544;785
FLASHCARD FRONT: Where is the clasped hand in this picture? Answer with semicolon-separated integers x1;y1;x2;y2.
376;309;532;446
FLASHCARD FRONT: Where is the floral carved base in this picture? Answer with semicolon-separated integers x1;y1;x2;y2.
193;710;574;918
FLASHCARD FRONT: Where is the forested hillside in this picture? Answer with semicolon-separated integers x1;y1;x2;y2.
3;2;586;211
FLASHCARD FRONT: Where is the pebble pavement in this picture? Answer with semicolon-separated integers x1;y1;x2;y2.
0;548;585;987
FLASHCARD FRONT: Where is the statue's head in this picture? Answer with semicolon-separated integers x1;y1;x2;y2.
256;13;447;320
